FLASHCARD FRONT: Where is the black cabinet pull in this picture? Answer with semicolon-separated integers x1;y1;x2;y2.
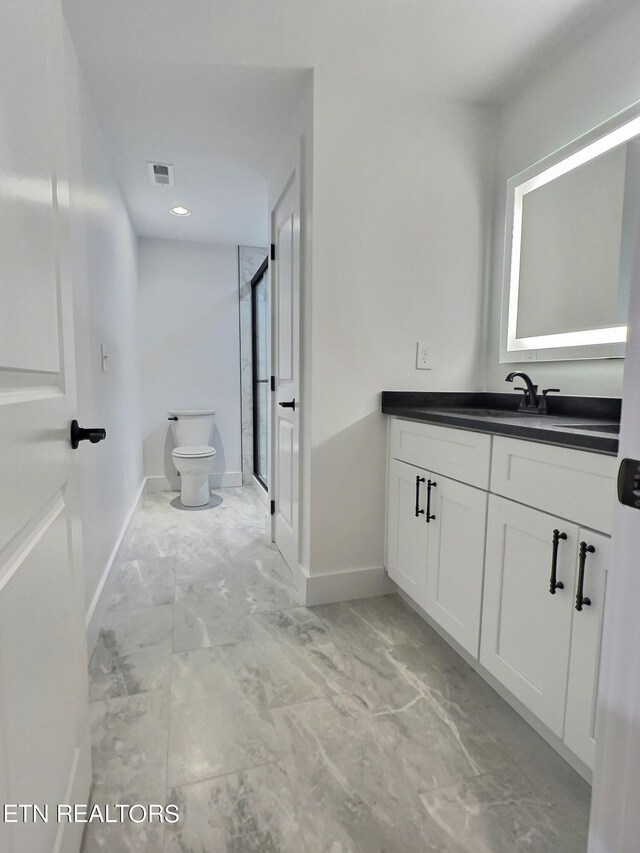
426;479;437;523
549;529;567;594
70;420;107;449
279;399;296;410
414;475;425;517
576;541;595;611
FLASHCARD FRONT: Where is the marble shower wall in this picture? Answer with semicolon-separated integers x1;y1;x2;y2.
238;246;268;485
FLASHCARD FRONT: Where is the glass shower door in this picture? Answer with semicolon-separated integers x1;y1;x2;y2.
251;260;269;489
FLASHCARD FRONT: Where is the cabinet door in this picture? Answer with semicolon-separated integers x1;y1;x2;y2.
425;476;487;657
481;495;577;735
564;528;610;769
386;459;429;608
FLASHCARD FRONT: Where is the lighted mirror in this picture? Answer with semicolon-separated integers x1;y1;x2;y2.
501;103;640;362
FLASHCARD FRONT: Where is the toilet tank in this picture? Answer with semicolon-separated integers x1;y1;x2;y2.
168;409;216;446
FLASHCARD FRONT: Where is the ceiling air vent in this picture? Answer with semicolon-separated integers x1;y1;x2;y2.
147;162;175;187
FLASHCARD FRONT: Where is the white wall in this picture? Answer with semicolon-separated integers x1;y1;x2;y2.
138;238;242;489
507;5;640;850
268;74;314;573
306;75;495;576
64;25;144;639
484;2;640;397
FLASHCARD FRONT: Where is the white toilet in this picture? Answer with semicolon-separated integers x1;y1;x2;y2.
168;409;216;506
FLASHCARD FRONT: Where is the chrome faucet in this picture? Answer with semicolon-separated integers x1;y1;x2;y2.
505;372;559;414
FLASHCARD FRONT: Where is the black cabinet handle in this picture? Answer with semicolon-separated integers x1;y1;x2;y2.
576;541;595;611
414;475;425;517
279;399;296;410
426;479;437;523
549;529;567;594
70;419;107;449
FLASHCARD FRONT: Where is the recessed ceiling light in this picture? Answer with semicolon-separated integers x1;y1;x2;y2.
170;205;191;216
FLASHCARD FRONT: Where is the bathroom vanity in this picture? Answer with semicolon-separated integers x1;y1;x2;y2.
382;392;620;777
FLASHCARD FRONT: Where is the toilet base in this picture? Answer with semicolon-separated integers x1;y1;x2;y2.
180;474;211;507
172;445;216;507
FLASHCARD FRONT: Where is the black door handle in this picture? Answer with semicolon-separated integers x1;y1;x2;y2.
576;542;595;611
70;419;107;449
549;529;567;594
279;399;296;410
414;475;425;517
425;479;437;523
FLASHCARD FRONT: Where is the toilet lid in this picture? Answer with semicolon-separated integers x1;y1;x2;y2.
172;445;216;459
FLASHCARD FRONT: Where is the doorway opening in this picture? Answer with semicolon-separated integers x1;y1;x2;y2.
251;256;269;491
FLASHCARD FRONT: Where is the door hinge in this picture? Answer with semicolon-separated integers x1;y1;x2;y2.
270;500;276;516
270;376;276;392
270;243;276;261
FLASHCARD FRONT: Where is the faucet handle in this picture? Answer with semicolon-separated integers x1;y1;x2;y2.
542;388;560;397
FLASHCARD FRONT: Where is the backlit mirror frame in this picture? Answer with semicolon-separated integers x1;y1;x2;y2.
500;100;640;363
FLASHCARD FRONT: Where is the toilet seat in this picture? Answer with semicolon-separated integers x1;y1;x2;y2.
172;445;216;459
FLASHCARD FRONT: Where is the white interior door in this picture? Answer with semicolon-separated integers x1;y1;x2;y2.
271;175;299;572
0;3;91;852
589;178;640;846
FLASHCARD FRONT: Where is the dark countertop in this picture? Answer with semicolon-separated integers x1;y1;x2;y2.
381;392;621;456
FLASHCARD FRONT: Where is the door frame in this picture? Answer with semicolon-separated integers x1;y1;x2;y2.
269;164;302;566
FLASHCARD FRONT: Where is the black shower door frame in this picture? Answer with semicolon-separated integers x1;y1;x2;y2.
250;255;269;491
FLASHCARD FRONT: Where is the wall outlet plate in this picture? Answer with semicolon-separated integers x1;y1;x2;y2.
416;341;431;370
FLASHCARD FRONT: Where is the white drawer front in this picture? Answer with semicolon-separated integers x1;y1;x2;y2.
390;418;492;489
490;436;618;534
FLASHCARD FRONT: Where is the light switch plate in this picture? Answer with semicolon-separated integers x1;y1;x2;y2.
416;341;431;370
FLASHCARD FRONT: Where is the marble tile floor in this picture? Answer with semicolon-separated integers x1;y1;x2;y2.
82;486;590;852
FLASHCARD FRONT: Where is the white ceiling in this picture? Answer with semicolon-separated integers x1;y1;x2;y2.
63;0;621;246
74;59;309;245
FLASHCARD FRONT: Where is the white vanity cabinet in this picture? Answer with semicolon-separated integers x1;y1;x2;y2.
386;459;429;606
564;528;610;768
424;474;488;656
481;496;578;736
385;416;617;773
386;420;490;656
481;436;615;767
481;496;610;765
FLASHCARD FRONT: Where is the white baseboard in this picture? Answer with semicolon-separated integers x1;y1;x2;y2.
301;565;396;607
85;478;146;656
145;475;171;494
145;471;243;494
145;475;174;494
212;471;243;488
396;588;592;784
